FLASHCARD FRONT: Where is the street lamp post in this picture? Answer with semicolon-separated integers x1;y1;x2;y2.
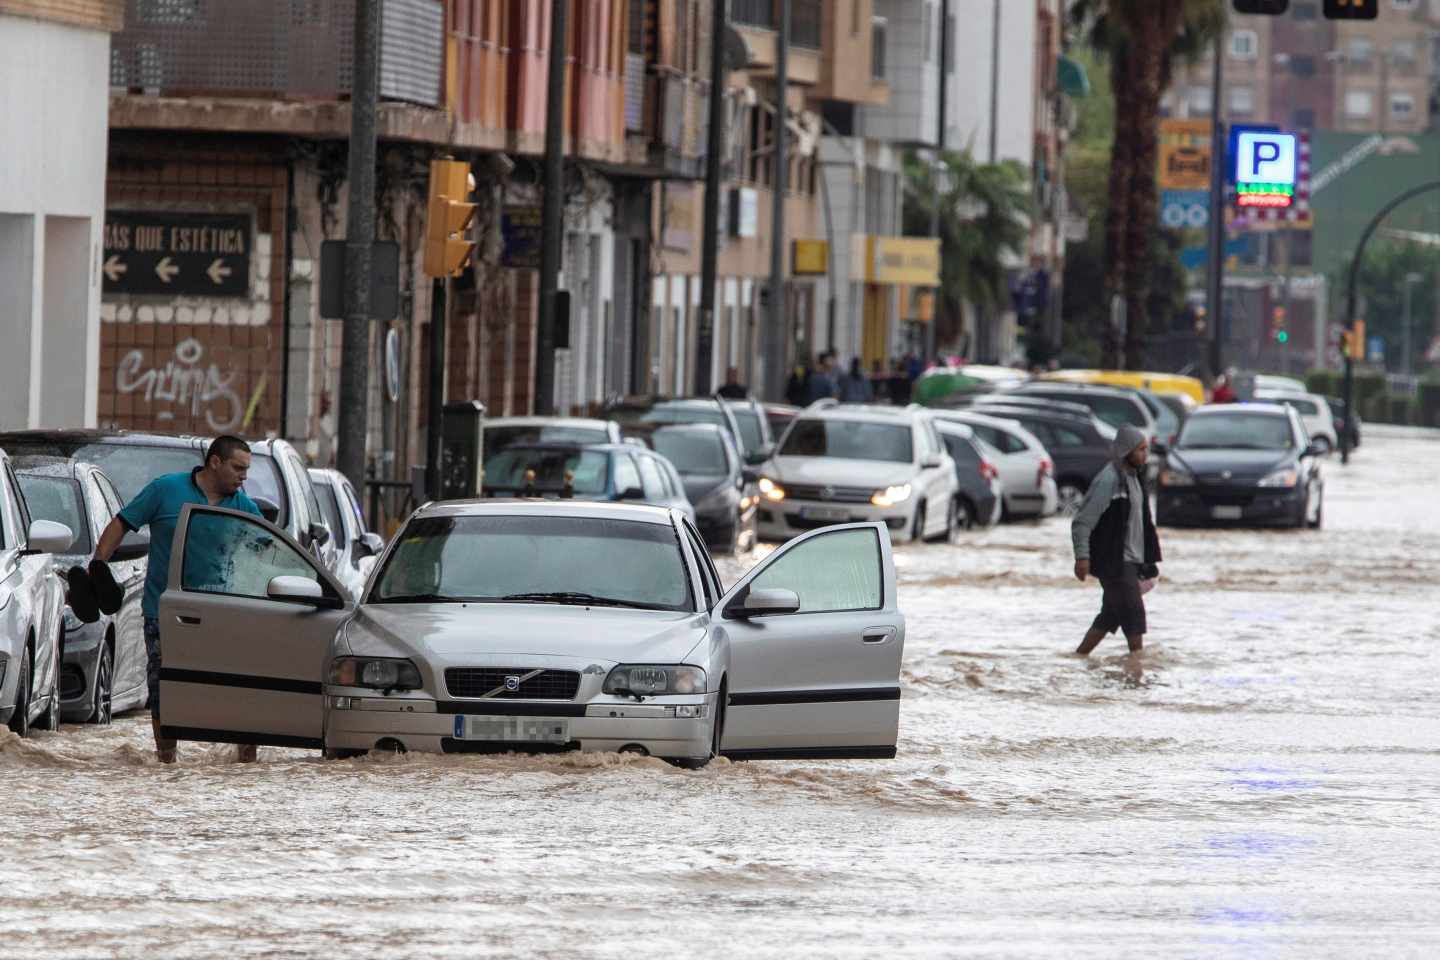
1403;271;1423;379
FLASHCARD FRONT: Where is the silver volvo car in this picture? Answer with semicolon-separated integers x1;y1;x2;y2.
156;499;904;766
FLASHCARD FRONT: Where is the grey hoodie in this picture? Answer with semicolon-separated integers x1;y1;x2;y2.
1071;424;1147;563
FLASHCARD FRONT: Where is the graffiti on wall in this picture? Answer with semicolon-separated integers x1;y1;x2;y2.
116;337;244;432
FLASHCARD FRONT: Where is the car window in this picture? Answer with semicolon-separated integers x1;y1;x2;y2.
6;465;32;542
483;425;611;469
341;480;367;534
636;455;667;500
653;430;728;475
290;453;324;531
750;527;883;613
244;453;290;528
16;475;91;554
1177;414;1296;451
1049;425;1090;448
181;510;325;600
680;522;717;609
659;459;685;498
65;443;204;504
941;434;981;469
613;454;642;496
685;518;724;597
97;473;124;517
316;479;347;542
780;419;914;463
730;408;764;454
371;514;692;612
486;448;610;495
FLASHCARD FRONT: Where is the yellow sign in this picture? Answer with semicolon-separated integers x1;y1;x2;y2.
793;239;828;275
863;236;940;286
1159;119;1212;191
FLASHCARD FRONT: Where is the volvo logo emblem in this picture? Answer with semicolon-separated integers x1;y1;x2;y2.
821;485;836;500
504;675;522;692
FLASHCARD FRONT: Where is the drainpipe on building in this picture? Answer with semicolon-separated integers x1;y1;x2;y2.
535;0;568;415
929;0;950;364
697;0;729;394
766;0;792;401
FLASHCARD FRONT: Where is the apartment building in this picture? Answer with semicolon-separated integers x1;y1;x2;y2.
0;0;124;430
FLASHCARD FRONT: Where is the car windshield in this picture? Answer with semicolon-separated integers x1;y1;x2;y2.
370;514;692;611
16;475;90;554
244;453;289;527
62;443;203;503
1177;414;1295;451
485;448;609;495
779;419;914;463
652;430;728;475
729;408;764;454
483;425;611;469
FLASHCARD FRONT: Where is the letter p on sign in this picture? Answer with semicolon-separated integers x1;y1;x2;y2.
1235;132;1297;186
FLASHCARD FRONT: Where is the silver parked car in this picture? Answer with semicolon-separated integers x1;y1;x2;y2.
155;500;904;766
0;448;76;737
13;457;150;723
308;468;386;601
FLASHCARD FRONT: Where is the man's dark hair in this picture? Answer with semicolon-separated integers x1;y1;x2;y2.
205;435;250;467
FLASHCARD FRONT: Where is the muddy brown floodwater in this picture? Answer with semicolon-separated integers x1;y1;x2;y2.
3;427;1438;958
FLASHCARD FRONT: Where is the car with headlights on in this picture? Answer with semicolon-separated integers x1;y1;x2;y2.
154;500;905;765
1155;403;1325;529
13;457;150;723
0;447;76;737
756;402;960;543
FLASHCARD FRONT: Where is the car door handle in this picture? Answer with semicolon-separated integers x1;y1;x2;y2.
862;627;896;644
176;614;201;625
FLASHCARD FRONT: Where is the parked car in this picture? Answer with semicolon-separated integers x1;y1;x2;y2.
604;397;763;465
309;468;387;601
155;500;904;764
960;405;1116;515
1036;369;1206;405
632;422;758;553
1254;390;1339;453
723;398;778;465
933;422;1003;530
1155;403;1325;529
482;417;623;480
0;430;211;505
482;442;695;522
0;448;75;736
762;403;802;441
246;438;337;574
1006;382;1159;439
13;457;150;723
930;410;1057;520
757;402;960;543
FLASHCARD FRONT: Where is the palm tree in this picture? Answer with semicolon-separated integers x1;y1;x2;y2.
1071;0;1225;369
902;149;1032;356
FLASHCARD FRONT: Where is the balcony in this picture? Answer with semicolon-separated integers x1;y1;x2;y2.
109;0;443;107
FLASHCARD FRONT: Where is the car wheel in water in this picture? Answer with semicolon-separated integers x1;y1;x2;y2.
668;681;725;770
91;642;114;725
1057;482;1085;517
7;647;32;737
37;638;61;732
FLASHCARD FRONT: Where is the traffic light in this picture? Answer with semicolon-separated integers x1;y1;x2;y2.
424;158;477;279
1340;320;1367;360
1324;0;1377;19
1271;305;1289;343
1232;0;1288;14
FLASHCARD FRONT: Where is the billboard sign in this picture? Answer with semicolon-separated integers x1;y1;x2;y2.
1234;130;1298;209
1158;119;1213;191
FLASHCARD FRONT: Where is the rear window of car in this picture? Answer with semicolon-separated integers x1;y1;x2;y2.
780;419;914;463
484;425;610;468
653;430;728;475
486;448;610;495
57;443;203;504
1282;398;1319;416
16;475;91;554
244;454;290;528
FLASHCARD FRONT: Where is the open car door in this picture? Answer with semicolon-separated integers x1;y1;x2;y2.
158;504;351;750
716;521;903;760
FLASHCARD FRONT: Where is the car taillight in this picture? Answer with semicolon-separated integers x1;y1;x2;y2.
1037;458;1052;485
980;460;999;482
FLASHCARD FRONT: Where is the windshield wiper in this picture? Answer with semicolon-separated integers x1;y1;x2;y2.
500;591;666;611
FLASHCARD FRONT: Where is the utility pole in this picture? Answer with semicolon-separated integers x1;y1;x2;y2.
697;0;729;394
535;0;568;415
336;0;380;493
987;0;998;164
766;0;791;401
1205;27;1227;383
931;0;950;363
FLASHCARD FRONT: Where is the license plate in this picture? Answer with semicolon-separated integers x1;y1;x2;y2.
453;715;570;743
1211;505;1243;520
801;506;849;521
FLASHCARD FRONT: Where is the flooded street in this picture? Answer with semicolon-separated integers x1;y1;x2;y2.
4;427;1438;958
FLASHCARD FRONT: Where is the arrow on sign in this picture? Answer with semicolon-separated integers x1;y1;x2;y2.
206;258;233;285
103;255;127;283
154;257;179;284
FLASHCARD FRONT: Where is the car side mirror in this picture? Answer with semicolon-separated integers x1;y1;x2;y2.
354;531;385;559
26;519;74;555
921;454;943;470
617;486;646;501
252;496;280;524
113;529;150;562
729;587;801;619
308;522;331;548
266;575;337;607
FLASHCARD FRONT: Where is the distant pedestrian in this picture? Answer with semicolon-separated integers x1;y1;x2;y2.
887;358;913;405
807;353;839;404
1212;373;1237;404
869;359;890;403
1069;424;1162;656
91;435;264;763
785;362;812;407
717;366;749;399
838;357;873;402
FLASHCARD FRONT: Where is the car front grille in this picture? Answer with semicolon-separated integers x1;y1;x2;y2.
783;483;874;503
445;667;581;701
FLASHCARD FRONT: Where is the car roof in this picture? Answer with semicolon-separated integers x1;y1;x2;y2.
487;416;615;429
973;404;1098;426
976;395;1096;417
798;402;920;424
0;429;208;449
416;498;678;525
1016;381;1140;400
11;455;89;479
490;441;620;453
932;409;1030;434
933;420;975;439
1193;402;1292;417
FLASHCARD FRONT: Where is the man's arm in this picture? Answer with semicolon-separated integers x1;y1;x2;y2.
94;517;127;564
1070;467;1116;580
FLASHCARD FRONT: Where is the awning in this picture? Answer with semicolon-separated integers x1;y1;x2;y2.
1058;54;1090;98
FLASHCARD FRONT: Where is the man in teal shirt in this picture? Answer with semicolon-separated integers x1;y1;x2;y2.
93;435;262;763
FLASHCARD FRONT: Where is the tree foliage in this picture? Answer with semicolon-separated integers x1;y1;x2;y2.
1338;240;1440;373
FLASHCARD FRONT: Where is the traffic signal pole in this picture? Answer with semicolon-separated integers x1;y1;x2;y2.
696;0;729;395
535;0;568;415
1205;27;1227;384
765;0;790;402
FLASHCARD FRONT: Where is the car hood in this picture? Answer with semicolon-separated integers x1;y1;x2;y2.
346;603;706;666
772;456;914;488
1168;448;1293;479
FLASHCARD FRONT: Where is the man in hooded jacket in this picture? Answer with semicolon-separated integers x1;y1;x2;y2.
1070;424;1162;655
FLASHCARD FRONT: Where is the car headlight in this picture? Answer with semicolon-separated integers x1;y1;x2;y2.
603;664;707;697
871;483;913;508
63;606;86;632
329;656;423;690
1158;468;1195;488
758;476;786;501
1258;467;1299;488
